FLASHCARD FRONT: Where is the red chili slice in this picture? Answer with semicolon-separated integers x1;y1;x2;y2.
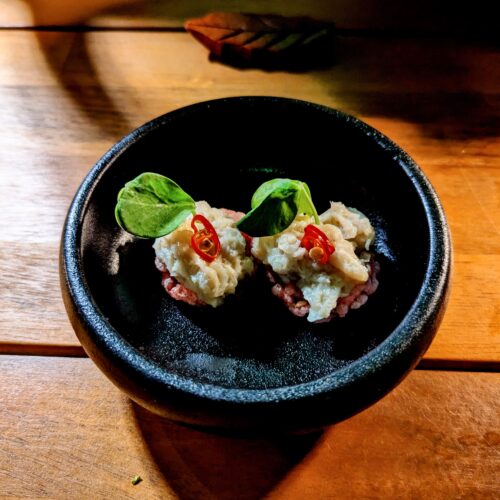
300;224;335;264
191;214;221;263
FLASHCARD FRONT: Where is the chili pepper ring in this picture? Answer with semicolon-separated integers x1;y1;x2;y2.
300;224;335;264
191;214;222;263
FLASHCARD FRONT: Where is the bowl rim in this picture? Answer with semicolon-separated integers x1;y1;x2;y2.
61;96;451;404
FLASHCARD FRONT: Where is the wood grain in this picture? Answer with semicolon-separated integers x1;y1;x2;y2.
0;31;498;364
0;243;72;344
0;356;498;498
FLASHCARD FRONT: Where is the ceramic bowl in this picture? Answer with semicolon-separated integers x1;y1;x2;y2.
60;97;451;431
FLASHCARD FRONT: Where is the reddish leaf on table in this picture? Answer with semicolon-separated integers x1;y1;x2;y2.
185;12;335;70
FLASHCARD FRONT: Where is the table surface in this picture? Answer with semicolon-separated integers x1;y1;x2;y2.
0;2;499;498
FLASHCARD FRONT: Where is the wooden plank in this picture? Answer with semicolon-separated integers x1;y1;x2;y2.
0;356;498;498
271;370;500;500
0;31;498;364
1;0;498;37
0;242;73;344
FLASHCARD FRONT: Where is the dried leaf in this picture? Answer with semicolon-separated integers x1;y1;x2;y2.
185;12;335;70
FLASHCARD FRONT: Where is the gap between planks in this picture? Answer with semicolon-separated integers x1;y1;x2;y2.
1;342;499;372
0;342;86;357
0;25;497;42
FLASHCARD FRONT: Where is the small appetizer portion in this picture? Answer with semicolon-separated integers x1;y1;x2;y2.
236;179;379;323
115;173;254;307
154;202;254;307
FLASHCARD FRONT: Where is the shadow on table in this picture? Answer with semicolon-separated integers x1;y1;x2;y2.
130;401;322;500
34;31;132;141
25;1;499;143
312;35;500;140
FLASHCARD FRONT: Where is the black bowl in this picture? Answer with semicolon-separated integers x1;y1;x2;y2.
60;97;451;431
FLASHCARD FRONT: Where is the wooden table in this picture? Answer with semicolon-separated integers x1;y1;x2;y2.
1;2;499;498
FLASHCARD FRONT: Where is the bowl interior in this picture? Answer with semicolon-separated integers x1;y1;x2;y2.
80;99;429;390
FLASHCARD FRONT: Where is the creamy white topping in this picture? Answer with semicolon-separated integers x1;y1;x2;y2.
154;201;254;307
252;202;374;322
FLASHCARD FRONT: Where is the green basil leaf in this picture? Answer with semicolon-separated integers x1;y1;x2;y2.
250;178;289;209
236;178;319;236
115;172;195;238
292;180;319;224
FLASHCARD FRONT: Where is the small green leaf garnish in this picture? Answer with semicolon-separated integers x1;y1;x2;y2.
115;173;196;238
131;475;142;485
236;178;320;236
